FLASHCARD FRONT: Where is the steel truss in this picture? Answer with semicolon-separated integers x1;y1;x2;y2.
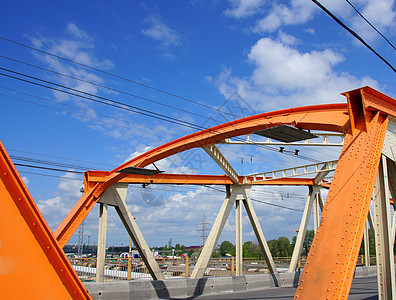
2;86;396;299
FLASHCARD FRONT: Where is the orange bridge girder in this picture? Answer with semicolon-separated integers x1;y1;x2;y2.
55;102;350;247
295;87;396;299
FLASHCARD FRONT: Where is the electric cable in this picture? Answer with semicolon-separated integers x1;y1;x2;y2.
0;68;321;163
0;36;239;117
312;0;396;73
0;55;230;123
345;0;396;51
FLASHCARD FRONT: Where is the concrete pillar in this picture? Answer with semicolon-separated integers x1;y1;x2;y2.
191;185;234;279
363;221;370;266
235;199;243;276
96;203;108;283
288;186;316;273
243;195;277;273
372;157;396;299
313;195;320;232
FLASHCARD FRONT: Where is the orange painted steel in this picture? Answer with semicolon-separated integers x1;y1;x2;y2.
294;88;391;299
85;171;316;186
0;141;90;299
55;104;349;247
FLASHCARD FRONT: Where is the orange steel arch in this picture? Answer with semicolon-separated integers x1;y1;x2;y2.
55;103;349;247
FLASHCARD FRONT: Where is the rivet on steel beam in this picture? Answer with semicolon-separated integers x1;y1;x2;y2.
47;245;51;250
32;222;36;226
18;197;22;201
60;268;64;272
3;172;7;176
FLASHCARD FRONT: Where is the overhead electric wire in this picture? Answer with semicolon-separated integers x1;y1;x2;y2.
0;36;238;118
14;163;83;174
311;0;396;73
0;68;321;163
345;0;396;51
0;68;207;131
203;185;304;212
8;147;112;168
0;91;172;140
19;170;82;181
10;155;92;171
0;55;230;124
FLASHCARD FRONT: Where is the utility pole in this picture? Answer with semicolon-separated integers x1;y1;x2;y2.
197;214;210;247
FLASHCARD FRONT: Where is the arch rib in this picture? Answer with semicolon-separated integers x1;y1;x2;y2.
55;103;349;247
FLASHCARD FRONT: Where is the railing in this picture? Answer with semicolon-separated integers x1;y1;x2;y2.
68;255;378;282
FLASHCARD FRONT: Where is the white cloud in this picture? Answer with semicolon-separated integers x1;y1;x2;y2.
142;15;181;48
224;0;265;18
29;23;113;112
349;0;396;42
211;36;379;111
22;176;30;187
253;0;316;33
37;172;85;230
251;0;395;44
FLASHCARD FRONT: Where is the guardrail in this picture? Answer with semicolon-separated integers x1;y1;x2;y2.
69;255;377;282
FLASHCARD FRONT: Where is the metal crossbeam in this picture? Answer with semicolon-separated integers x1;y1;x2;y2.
219;132;345;147
242;160;338;184
202;145;240;184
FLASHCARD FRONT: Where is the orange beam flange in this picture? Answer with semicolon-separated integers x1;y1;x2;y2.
55;103;349;247
85;171;316;187
0;141;90;299
295;87;392;299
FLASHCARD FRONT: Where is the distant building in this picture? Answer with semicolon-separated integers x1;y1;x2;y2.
186;246;201;253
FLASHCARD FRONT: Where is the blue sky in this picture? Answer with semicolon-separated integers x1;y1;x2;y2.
0;0;395;248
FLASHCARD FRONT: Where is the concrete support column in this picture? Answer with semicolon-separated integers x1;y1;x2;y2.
363;221;370;266
288;186;316;273
243;195;277;273
96;202;108;283
313;195;320;233
235;198;243;276
191;185;234;279
373;157;396;299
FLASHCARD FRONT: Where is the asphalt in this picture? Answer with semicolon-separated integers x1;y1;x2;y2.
175;275;378;300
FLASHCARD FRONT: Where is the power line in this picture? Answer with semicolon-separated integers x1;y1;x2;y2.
0;36;238;118
203;185;304;212
345;0;396;51
0;90;173;140
14;163;83;174
0;68;206;131
0;55;230;124
19;170;82;181
8;147;112;168
0;68;321;163
311;0;396;73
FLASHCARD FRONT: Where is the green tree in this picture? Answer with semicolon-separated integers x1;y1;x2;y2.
291;230;315;256
243;241;261;258
219;241;234;256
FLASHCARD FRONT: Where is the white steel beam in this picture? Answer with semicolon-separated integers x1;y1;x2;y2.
191;185;235;279
191;185;251;279
236;198;243;276
110;183;165;280
243;195;277;274
364;221;370;266
372;157;396;299
96;202;108;283
243;160;337;184
288;186;318;272
313;196;320;233
219;133;345;147
203;145;239;184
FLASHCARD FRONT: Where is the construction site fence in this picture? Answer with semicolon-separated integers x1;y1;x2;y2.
69;255;377;282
